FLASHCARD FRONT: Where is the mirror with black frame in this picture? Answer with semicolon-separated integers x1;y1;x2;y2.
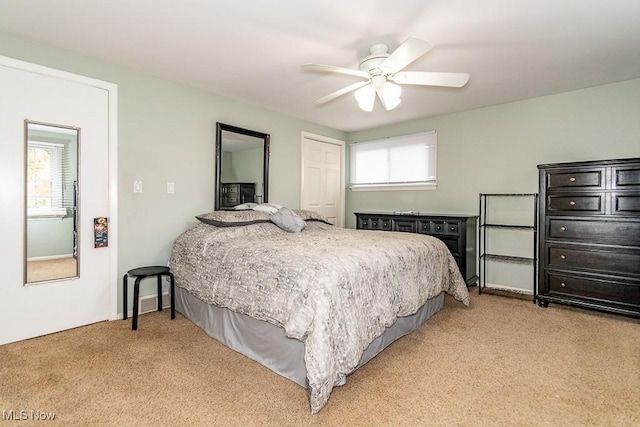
24;121;80;284
215;122;270;210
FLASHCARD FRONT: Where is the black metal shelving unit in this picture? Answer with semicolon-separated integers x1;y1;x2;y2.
478;193;538;298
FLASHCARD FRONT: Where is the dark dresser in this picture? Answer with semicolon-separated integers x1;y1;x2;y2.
220;182;256;208
537;158;640;318
355;212;478;286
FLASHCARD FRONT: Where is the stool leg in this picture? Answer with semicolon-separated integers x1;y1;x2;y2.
132;277;142;330
157;274;163;312
123;274;128;321
168;272;175;320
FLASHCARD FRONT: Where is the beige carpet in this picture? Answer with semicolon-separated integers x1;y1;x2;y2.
1;293;638;426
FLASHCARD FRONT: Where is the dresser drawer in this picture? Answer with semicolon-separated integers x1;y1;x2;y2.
223;195;239;203
547;273;640;306
547;194;604;214
612;193;640;215
548;218;640;246
613;164;640;189
547;246;640;276
358;216;392;230
546;168;605;190
392;219;417;233
419;220;460;235
417;220;431;234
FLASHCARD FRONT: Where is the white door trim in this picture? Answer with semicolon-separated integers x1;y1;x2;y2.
0;55;119;321
300;131;345;227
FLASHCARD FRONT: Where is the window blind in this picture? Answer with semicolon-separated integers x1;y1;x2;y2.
350;131;437;188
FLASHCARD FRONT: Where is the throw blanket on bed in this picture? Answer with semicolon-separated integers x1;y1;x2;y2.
169;218;469;413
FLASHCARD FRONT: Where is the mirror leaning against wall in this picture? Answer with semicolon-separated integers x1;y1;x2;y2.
24;121;79;285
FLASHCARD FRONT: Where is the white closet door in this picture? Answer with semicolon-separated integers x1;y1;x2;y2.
301;133;345;227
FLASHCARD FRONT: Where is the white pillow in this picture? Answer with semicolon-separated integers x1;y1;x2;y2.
233;203;257;210
252;203;283;214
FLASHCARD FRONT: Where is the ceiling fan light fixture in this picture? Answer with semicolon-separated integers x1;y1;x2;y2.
355;84;376;112
381;82;402;110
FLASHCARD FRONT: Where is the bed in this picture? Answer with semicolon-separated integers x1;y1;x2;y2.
169;208;470;413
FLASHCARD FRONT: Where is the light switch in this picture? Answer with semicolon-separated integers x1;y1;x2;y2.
133;180;142;193
167;182;175;194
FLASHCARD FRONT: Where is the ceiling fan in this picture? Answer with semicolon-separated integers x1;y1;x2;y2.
301;37;469;112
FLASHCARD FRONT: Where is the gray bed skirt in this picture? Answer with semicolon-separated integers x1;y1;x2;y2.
176;286;445;388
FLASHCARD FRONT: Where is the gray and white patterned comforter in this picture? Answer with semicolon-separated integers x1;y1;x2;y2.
169;217;469;413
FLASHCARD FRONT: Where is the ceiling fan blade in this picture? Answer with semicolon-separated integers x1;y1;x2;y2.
381;37;433;74
301;63;369;79
391;71;470;87
313;81;369;105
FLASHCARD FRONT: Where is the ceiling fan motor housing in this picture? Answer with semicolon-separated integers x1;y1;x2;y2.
359;44;390;75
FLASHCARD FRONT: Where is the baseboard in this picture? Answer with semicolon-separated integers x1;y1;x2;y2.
479;283;534;300
27;254;74;262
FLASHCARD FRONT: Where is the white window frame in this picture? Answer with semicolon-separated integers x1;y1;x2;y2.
349;131;437;191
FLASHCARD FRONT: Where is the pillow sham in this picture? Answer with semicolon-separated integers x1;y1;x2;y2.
270;207;306;233
195;210;270;227
293;209;334;225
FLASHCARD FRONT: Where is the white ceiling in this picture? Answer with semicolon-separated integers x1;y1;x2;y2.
1;0;639;132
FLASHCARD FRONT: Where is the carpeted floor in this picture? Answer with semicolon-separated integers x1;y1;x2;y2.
26;257;77;283
0;293;638;426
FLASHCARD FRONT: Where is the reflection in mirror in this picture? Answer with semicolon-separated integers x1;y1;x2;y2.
24;121;79;284
215;123;270;210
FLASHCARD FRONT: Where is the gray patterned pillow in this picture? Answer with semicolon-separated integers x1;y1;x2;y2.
195;210;270;227
270;207;306;232
293;209;333;225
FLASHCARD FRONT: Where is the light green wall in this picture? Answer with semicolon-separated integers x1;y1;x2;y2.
223;147;264;195
27;218;74;258
347;78;640;290
0;32;345;312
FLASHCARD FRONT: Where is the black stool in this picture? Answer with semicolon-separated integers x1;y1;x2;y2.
123;266;175;330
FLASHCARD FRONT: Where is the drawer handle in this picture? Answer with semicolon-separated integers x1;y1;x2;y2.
569;177;576;182
560;226;566;231
450;227;456;232
560;254;566;260
436;226;442;231
560;282;566;288
372;222;378;226
569;201;576;206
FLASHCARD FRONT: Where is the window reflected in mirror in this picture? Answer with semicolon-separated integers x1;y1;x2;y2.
25;121;79;284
